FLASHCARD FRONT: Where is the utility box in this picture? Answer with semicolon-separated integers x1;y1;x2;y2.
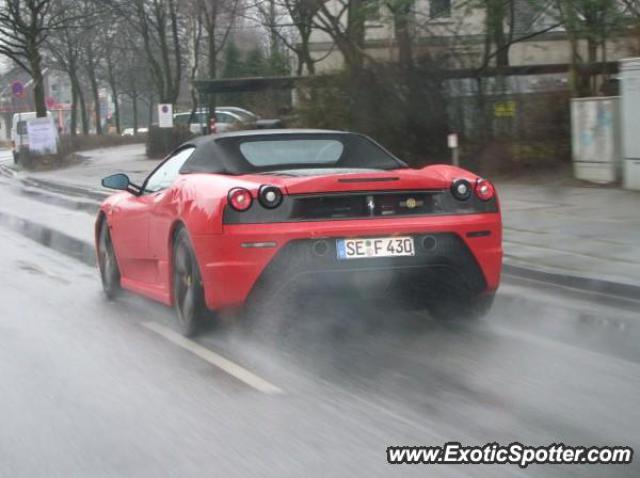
570;97;621;184
620;58;640;190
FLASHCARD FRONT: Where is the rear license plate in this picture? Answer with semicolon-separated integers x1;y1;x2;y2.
336;237;415;260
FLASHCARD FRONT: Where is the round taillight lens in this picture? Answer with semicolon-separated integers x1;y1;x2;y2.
451;179;472;201
258;185;283;209
228;188;253;211
475;178;495;201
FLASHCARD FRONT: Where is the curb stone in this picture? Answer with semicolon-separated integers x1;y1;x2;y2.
503;263;640;302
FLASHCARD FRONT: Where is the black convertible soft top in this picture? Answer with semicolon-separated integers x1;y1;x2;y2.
179;129;407;175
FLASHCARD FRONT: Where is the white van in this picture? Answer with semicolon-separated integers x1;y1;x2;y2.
11;111;56;163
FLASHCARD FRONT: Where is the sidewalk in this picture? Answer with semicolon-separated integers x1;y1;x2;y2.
497;181;640;291
25;143;156;195
2;145;639;294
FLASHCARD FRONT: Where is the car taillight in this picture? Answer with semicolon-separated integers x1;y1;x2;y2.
475;178;495;201
451;179;472;201
228;188;252;211
258;185;283;209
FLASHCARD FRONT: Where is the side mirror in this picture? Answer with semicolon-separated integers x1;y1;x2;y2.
101;173;140;194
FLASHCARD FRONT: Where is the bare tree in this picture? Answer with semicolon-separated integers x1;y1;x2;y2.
196;0;240;129
0;0;75;116
184;0;204;120
99;15;132;134
251;0;322;75
106;0;185;104
385;0;414;68
45;0;89;134
552;0;624;95
77;0;107;134
116;24;155;133
309;0;372;73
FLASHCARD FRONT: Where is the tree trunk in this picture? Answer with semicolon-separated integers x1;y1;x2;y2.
301;35;315;75
148;95;154;127
70;74;78;136
296;52;304;76
486;0;509;67
75;77;89;135
494;23;509;66
107;58;121;134
29;46;47;117
137;0;166;102
189;88;199;125
392;2;414;68
87;66;102;135
207;24;217;133
108;76;121;134
131;90;139;134
111;87;120;135
158;24;174;103
169;0;182;104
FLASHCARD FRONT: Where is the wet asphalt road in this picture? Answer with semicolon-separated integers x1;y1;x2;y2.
0;170;639;477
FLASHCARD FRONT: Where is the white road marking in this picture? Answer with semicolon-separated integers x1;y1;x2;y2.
142;321;283;395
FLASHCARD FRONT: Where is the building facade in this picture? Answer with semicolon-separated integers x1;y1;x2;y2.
306;0;639;73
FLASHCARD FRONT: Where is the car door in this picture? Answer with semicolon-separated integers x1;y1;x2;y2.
111;147;195;285
144;147;196;284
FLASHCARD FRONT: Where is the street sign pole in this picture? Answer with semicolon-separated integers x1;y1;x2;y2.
448;133;459;167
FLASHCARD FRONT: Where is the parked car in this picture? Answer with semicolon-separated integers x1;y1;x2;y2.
217;106;282;129
11;111;56;163
96;129;502;336
216;106;258;121
173;108;282;135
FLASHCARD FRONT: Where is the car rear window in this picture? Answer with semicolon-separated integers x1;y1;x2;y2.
239;139;344;167
182;133;408;175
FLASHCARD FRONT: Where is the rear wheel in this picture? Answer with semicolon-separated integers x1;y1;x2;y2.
98;219;121;300
173;228;207;336
429;293;495;321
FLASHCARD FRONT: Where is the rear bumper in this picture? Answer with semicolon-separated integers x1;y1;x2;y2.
191;213;502;310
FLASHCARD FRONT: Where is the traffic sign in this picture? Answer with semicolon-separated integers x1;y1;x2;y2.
158;103;173;128
11;80;25;98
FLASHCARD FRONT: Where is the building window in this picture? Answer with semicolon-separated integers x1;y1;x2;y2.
430;0;451;18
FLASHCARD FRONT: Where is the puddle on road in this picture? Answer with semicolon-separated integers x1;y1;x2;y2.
0;211;95;267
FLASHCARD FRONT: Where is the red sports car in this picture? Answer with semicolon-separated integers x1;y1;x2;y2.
96;130;502;335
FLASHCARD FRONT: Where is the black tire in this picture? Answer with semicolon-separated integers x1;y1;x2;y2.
172;228;207;336
429;293;495;321
97;219;121;300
